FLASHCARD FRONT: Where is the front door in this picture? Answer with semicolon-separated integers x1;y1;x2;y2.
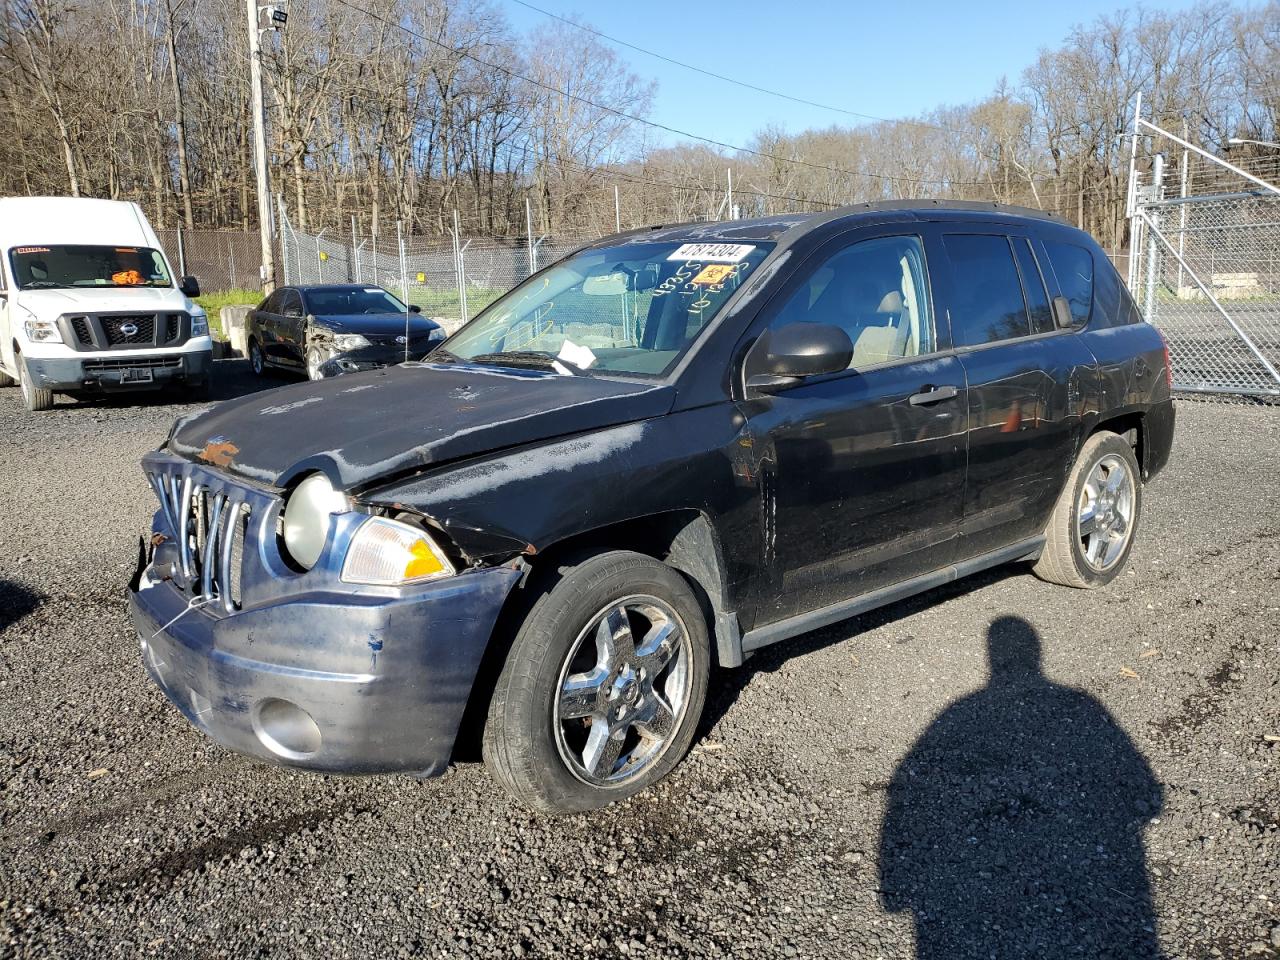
739;229;968;627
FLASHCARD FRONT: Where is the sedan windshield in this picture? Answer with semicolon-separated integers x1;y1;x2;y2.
306;287;408;315
444;240;775;375
8;245;172;289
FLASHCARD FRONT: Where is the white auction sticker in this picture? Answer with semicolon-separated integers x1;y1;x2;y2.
666;243;755;263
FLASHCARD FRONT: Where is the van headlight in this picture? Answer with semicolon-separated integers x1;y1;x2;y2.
342;517;455;585
25;319;63;343
281;472;350;570
190;312;209;337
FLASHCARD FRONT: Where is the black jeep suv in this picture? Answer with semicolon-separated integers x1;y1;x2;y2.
130;201;1174;813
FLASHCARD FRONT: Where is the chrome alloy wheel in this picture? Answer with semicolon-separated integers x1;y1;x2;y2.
1077;453;1136;572
306;346;324;381
553;596;692;786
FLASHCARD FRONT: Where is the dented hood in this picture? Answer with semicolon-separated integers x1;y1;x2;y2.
167;362;675;490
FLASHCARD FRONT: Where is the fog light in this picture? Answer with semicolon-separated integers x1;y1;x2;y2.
253;698;322;758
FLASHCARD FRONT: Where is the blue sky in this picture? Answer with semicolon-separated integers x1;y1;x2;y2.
503;0;1204;147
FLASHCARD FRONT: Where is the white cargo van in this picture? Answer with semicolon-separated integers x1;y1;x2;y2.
0;197;212;411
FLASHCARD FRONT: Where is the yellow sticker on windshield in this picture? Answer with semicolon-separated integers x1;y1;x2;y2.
691;264;736;286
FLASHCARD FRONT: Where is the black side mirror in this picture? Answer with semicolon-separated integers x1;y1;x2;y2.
408;304;422;314
179;275;200;298
747;323;854;393
1052;296;1073;329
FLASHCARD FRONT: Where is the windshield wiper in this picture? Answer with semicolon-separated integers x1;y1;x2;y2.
467;351;591;376
22;281;69;289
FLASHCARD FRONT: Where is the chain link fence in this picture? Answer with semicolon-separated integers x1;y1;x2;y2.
1127;115;1280;399
279;214;596;330
1130;191;1280;399
154;228;264;292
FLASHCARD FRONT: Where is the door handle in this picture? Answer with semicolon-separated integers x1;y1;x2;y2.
908;384;958;406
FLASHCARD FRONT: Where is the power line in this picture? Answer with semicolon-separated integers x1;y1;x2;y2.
505;0;966;138
325;0;1027;190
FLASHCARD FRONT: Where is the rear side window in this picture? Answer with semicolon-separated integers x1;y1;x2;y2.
941;235;1030;346
1012;239;1055;335
260;291;281;313
1043;241;1094;325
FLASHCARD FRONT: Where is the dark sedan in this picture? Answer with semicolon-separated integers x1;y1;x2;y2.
246;284;444;380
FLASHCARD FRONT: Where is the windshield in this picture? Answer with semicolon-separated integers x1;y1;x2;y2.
8;245;172;290
444;240;775;376
306;287;408;315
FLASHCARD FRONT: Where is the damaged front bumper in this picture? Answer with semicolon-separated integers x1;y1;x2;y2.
130;451;520;777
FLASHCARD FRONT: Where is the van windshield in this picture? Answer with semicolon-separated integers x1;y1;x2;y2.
8;245;173;290
443;240;774;376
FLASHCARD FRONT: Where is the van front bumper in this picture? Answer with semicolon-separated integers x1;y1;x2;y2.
26;349;212;391
130;565;521;777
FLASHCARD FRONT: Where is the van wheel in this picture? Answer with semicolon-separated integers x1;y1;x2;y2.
16;352;54;412
483;551;710;815
1034;430;1142;589
0;361;14;388
248;338;266;376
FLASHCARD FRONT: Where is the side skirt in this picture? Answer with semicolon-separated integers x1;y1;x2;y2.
739;536;1045;655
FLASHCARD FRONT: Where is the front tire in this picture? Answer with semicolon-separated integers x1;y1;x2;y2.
1034;430;1142;589
483;551;711;815
17;352;54;412
305;344;326;381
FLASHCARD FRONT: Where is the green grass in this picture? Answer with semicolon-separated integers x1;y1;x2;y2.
194;288;260;339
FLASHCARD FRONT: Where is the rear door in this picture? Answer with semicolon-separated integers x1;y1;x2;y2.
935;228;1095;561
738;225;968;626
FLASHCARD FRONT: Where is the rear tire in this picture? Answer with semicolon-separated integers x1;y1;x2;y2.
16;352;54;412
483;551;711;815
248;338;266;377
1034;430;1142;589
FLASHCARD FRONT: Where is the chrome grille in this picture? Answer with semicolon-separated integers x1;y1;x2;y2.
146;463;258;614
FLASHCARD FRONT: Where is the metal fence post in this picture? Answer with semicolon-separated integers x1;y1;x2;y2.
397;220;408;304
315;229;327;284
277;200;291;287
175;226;187;277
452;210;466;325
1144;154;1164;321
525;197;536;276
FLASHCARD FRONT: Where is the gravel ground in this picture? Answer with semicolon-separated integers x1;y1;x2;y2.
1;363;1277;959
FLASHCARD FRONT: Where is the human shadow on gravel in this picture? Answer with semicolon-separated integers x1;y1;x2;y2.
878;615;1164;960
0;579;43;631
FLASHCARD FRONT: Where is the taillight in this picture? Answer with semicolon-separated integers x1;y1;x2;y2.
1158;331;1173;389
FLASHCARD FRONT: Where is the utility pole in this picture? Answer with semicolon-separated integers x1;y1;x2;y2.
246;0;277;293
726;168;733;220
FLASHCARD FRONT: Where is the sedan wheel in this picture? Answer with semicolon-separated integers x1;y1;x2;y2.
306;345;325;381
249;340;265;376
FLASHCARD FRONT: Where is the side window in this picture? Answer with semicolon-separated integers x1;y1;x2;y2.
260;291;281;313
941;234;1030;346
281;290;303;317
1043;241;1094;325
1012;239;1055;335
768;235;934;369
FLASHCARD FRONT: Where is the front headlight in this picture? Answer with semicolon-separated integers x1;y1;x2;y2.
190;312;209;337
24;319;63;344
342;517;456;585
281;472;350;570
333;332;371;351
